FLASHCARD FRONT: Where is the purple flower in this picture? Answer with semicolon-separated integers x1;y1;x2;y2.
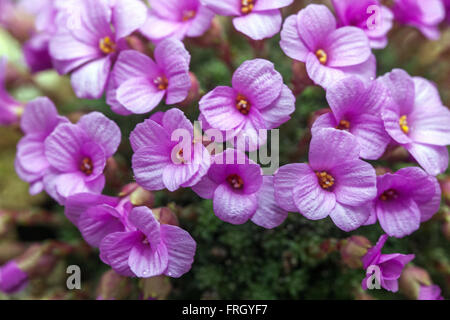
140;0;214;42
199;59;295;151
445;0;450;23
331;0;393;49
15;97;68;195
23;34;53;73
0;58;23;125
379;69;450;175
418;285;444;300
99;206;196;278
311;76;391;160
0;260;28;294
107;39;191;115
392;0;445;40
201;0;293;40
274;129;377;231
131;108;211;192
49;0;147;99
43;111;121;204
279;4;376;89
365;167;441;238
65;193;129;247
193;149;288;227
362;234;414;292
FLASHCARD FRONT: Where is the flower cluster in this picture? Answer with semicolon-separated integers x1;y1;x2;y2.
1;0;449;299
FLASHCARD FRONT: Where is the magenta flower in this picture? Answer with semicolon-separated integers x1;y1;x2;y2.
418;285;444;300
201;0;293;40
0;58;23;125
199;59;295;151
131;108;210;192
193;149;288;227
365;167;441;238
65;193;128;247
331;0;393;49
362;234;414;292
140;0;214;42
274;129;377;231
49;0;147;99
379;69;450;175
100;206;196;278
280;4;376;89
108;39;191;115
392;0;445;40
15;97;68;195
311;76;391;160
43;112;121;205
0;260;28;294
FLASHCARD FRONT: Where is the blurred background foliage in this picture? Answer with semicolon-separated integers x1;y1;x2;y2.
0;0;449;300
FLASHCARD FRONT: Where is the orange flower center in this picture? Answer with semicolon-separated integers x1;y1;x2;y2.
99;36;116;54
227;174;244;190
316;171;335;190
236;94;251;115
80;157;93;176
153;76;168;91
182;10;196;21
176;148;185;164
379;189;398;201
315;49;327;65
241;0;255;14
336;120;351;130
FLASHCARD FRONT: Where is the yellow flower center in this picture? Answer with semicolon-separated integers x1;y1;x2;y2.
399;115;409;134
227;174;244;190
315;49;327;65
336;120;350;130
241;0;255;14
99;36;116;54
80;157;93;176
316;171;335;190
153;76;168;91
236;94;251;115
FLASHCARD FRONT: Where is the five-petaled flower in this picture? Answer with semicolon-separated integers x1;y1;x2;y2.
193;149;288;227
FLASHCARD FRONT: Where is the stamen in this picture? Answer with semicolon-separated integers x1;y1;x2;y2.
227;174;244;190
153;76;168;91
241;0;255;14
176;148;185;164
399;115;409;134
315;49;327;65
80;157;93;176
182;10;196;21
379;189;398;201
236;94;251;115
99;36;116;54
316;171;335;190
336;120;350;130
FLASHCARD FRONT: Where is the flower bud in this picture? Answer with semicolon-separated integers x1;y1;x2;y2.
0;260;28;294
189;18;223;47
179;72;200;107
291;60;314;96
129;186;155;208
399;266;432;299
152;207;179;226
96;269;132;300
439;176;450;206
340;236;371;269
139;275;172;300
